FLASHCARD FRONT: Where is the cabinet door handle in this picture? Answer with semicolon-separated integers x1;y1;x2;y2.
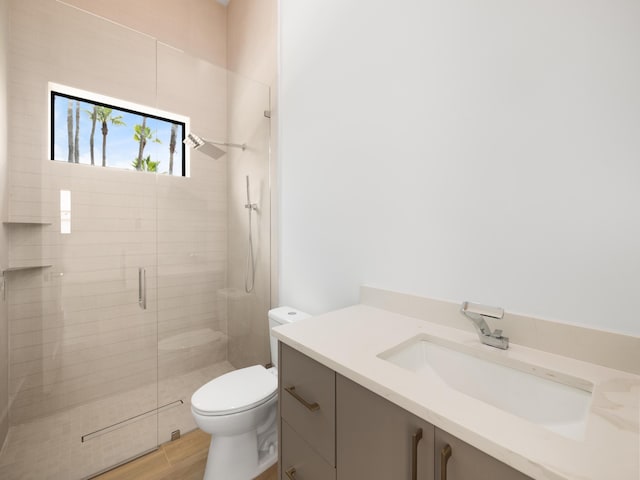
285;467;297;479
411;428;423;480
284;386;320;412
440;444;452;480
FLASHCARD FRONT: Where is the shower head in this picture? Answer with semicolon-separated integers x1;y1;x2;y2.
184;132;247;160
184;133;226;160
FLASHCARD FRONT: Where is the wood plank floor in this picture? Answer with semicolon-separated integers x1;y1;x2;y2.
93;429;278;480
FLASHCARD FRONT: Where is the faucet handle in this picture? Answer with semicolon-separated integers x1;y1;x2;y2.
461;301;504;320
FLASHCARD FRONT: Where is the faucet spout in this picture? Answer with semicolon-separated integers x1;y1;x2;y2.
460;301;509;350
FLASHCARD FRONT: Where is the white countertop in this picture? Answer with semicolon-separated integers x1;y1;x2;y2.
272;304;640;480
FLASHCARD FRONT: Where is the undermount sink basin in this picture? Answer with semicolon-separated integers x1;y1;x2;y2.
379;336;593;440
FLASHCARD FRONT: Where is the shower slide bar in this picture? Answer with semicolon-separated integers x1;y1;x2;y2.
138;267;146;310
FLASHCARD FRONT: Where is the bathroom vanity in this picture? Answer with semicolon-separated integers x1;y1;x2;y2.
273;294;640;480
279;342;530;480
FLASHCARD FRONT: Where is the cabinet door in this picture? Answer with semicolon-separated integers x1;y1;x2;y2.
281;420;336;480
336;374;434;480
435;428;532;480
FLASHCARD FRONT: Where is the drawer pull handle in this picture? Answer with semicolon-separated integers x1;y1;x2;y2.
285;467;297;479
411;427;423;480
285;386;320;412
440;443;452;480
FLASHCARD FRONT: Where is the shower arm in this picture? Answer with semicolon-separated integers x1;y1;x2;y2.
209;139;247;151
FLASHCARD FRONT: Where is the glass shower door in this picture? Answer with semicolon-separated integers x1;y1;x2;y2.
56;168;159;477
2;3;160;478
62;169;160;476
4;165;160;479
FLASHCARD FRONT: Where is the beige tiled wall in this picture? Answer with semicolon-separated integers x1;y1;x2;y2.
228;0;279;311
0;0;10;451
62;0;228;68
225;73;271;369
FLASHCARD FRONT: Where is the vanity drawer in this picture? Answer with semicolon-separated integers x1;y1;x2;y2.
280;342;336;466
281;420;336;480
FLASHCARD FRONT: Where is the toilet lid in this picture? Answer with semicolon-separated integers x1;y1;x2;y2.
191;365;277;416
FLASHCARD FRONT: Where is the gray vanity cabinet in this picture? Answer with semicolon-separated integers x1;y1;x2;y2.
434;428;531;480
336;374;435;480
279;342;532;480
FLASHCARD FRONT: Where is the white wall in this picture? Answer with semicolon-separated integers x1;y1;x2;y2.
278;0;640;335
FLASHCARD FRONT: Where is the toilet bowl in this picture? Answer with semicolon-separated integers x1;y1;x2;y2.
191;307;309;480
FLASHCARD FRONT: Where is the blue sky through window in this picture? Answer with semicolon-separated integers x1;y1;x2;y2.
52;92;185;176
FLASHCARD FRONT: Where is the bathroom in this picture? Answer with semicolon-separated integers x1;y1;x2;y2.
1;0;639;480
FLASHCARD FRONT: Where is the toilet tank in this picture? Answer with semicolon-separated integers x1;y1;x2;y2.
269;307;310;367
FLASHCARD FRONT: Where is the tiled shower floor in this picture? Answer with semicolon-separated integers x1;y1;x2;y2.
0;361;234;480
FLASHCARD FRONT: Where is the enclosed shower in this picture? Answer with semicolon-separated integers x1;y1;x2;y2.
0;1;272;479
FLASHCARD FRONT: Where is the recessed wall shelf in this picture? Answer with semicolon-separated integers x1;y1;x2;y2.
2;265;53;274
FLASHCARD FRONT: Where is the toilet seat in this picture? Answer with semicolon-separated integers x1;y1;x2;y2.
192;365;277;416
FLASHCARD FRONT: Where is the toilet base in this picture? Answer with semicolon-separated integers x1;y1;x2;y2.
203;430;277;480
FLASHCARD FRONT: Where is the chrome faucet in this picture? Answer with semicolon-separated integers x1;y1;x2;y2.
460;301;509;350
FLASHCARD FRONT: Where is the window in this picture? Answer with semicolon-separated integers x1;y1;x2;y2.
50;85;188;176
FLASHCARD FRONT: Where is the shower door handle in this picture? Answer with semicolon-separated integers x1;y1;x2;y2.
138;267;147;310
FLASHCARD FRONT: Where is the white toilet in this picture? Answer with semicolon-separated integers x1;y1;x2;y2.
191;307;309;480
